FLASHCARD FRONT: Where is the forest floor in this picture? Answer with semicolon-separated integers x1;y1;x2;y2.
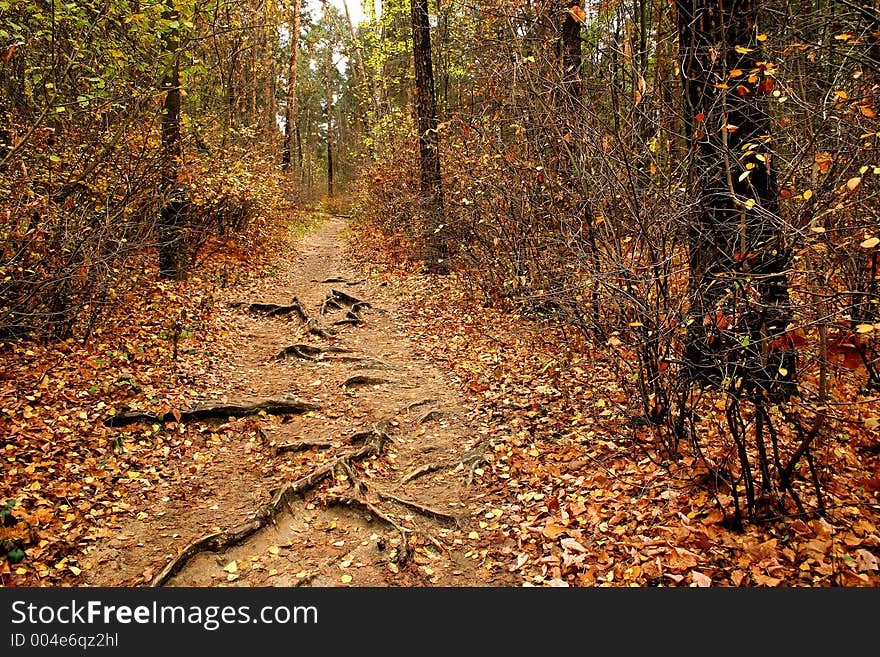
2;211;879;587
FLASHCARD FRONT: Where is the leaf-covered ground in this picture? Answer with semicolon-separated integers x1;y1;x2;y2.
349;229;880;587
1;214;879;587
0;226;277;585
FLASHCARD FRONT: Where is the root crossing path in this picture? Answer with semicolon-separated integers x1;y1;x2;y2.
84;216;518;587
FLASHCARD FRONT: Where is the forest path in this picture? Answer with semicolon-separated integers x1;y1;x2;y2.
83;215;517;587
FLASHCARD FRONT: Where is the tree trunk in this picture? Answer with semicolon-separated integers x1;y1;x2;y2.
282;0;302;171
676;0;794;398
410;0;447;273
158;0;186;279
560;2;583;100
324;10;335;198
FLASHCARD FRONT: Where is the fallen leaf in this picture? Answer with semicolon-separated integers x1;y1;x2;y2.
691;571;712;587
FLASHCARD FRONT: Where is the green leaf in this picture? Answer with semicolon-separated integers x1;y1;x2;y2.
6;548;25;564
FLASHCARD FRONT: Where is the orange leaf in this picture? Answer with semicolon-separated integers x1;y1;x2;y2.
568;5;587;23
542;523;568;540
757;77;775;94
814;151;832;174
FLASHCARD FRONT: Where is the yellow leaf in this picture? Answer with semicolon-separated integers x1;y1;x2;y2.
69;566;81;576
734;46;754;54
224;560;238;573
802;189;813;200
757;33;768;42
744;199;756;210
856;324;875;334
468;531;479;540
268;546;280;555
860;237;879;249
341;574;353;583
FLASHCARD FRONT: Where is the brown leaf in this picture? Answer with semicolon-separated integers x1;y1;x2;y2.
666;546;699;572
747;538;778;562
752;572;783;587
560;537;588;554
855;549;879;573
691;570;712;587
542;523;568;540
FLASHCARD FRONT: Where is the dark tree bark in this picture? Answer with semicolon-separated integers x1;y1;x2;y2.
282;0;303;172
158;0;187;279
410;0;447;273
676;0;795;397
559;2;583;100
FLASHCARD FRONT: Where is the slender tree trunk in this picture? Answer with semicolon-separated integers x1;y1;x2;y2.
676;0;794;397
410;0;447;272
282;0;302;171
324;9;334;198
159;0;186;279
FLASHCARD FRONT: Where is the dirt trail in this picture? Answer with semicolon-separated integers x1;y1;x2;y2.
83;215;517;587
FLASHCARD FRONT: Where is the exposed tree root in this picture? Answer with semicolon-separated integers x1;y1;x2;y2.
415;408;454;424
149;426;388;587
274;439;335;455
320;298;344;315
350;358;394;370
333;311;365;326
231;298;309;321
310;277;364;286
374;490;460;524
305;319;335;339
275;343;354;361
400;462;444;484
330;289;368;307
342;374;390;388
349;421;391;444
324;493;413;564
405;398;437;413
104;395;320;428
